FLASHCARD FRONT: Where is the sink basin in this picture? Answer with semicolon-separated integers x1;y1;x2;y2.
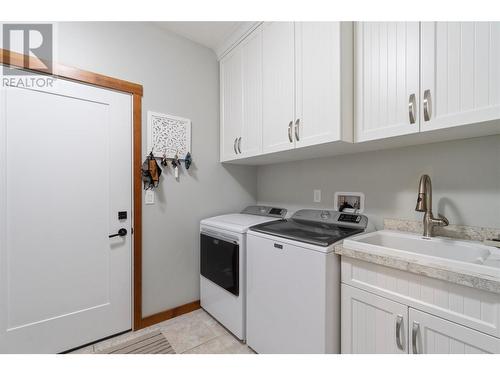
343;230;500;277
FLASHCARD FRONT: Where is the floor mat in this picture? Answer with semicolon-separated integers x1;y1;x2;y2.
97;331;175;354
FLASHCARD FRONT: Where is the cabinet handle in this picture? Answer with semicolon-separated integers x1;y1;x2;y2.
395;315;404;350
412;321;420;354
423;89;432;121
294;119;300;141
237;137;242;154
233;138;238;154
408;93;416;124
288;121;293;143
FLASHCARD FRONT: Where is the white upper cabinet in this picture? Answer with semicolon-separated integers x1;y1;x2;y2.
220;46;243;161
240;27;263;158
355;22;420;142
421;22;500;131
220;21;354;163
221;22;500;164
262;22;296;154
220;25;263;162
295;22;353;148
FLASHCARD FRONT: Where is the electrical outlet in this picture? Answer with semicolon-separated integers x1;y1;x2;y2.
145;190;155;205
313;189;321;203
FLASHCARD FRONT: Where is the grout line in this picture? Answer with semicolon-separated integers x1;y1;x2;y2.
180;334;223;354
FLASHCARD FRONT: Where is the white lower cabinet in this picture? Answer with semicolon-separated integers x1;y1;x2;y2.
341;284;408;354
409;308;500;354
341;258;500;354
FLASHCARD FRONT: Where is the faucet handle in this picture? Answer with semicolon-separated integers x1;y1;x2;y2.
436;214;449;227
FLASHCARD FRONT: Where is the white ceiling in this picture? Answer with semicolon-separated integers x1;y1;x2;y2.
155;22;245;51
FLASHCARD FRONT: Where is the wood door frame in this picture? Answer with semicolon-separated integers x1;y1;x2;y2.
0;49;199;331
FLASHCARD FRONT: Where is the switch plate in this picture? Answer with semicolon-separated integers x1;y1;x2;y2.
145;190;155;205
313;189;321;203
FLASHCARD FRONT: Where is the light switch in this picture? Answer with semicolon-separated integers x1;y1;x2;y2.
313;189;321;203
145;190;155;205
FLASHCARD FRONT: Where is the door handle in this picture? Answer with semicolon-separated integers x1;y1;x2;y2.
288;121;293;143
109;228;127;238
408;93;416;124
395;315;404;350
294;119;300;141
237;137;242;154
423;89;432;121
233;138;238;154
412;321;420;354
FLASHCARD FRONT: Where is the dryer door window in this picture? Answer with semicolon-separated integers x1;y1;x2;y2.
200;233;239;296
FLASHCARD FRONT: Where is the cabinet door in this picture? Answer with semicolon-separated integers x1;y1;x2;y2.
262;22;296;153
295;22;352;148
409;308;500;354
240;26;263;158
220;47;243;161
341;284;408;354
421;22;500;131
355;22;420;142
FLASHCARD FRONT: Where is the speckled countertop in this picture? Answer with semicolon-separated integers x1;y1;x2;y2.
336;218;500;294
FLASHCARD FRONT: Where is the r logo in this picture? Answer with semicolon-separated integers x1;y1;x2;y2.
3;23;53;75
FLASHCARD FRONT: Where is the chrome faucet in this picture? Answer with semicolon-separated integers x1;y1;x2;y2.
415;174;449;237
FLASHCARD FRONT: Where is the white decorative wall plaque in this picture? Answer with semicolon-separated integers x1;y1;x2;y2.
147;111;191;158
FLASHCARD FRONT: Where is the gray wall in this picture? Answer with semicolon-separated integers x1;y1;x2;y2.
56;22;257;316
257;135;500;230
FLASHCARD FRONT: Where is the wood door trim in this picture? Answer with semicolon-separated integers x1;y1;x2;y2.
0;49;143;95
132;93;144;330
1;48;197;331
140;301;201;329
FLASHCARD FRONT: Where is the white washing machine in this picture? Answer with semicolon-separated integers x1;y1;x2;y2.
199;206;286;340
246;209;368;353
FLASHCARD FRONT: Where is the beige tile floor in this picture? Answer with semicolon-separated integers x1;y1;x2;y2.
70;309;255;354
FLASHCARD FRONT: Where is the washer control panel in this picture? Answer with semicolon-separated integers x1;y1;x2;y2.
242;205;287;218
338;213;362;223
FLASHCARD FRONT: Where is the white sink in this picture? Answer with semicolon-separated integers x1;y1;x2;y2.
343;230;500;278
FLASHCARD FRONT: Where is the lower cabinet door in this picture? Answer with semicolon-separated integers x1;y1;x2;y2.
409;308;500;354
341;284;408;353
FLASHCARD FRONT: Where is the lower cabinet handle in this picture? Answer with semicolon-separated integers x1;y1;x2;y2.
294;118;300;141
288;121;293;143
396;315;404;350
412;321;420;354
233;137;238;154
237;137;242;154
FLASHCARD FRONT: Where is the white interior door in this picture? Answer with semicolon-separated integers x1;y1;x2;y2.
355;22;420;142
262;22;296;154
0;69;132;353
420;22;500;131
